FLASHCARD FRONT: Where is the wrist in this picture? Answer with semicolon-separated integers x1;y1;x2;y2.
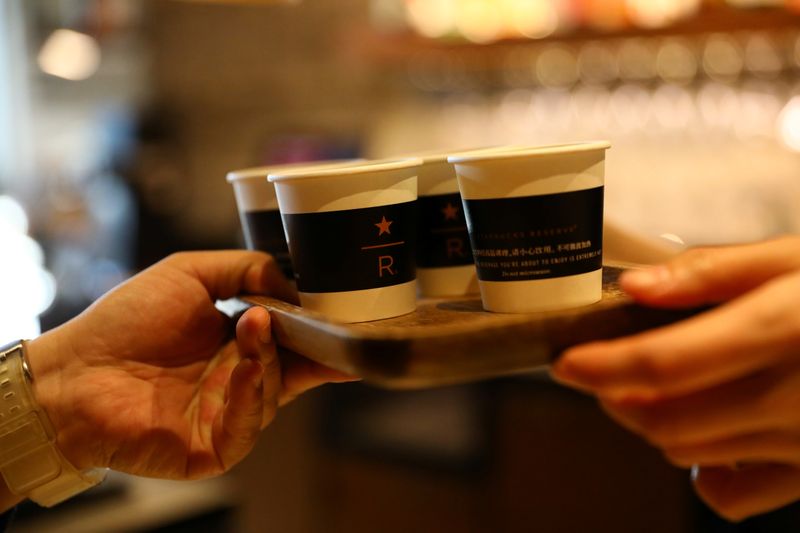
25;328;89;470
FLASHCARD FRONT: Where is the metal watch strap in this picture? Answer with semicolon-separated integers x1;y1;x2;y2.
0;340;106;507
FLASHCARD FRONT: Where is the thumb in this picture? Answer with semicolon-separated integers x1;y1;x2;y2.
618;236;800;308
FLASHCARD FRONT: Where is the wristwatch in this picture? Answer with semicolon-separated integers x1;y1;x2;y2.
0;340;106;507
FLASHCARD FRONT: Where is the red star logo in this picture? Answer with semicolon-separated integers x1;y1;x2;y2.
442;202;459;221
375;216;393;236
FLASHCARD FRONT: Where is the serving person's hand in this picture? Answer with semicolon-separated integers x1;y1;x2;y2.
25;251;353;483
551;236;800;522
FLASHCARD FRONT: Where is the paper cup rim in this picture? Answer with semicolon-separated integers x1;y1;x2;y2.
447;141;612;165
226;159;364;183
394;146;502;165
268;158;423;183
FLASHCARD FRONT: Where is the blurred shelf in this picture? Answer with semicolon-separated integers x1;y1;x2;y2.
355;5;800;64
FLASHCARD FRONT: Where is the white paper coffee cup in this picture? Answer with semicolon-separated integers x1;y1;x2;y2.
398;150;479;297
448;142;611;313
269;159;421;323
227;160;362;279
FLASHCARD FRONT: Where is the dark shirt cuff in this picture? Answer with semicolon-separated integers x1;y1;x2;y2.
0;507;16;532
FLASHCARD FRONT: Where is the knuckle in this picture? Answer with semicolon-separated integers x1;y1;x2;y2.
748;292;800;345
244;251;276;272
262;353;281;375
628;347;675;388
262;252;277;267
262;252;279;268
674;247;716;284
750;301;781;330
634;408;677;445
163;251;190;265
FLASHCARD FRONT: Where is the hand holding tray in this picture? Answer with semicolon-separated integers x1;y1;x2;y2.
243;266;702;390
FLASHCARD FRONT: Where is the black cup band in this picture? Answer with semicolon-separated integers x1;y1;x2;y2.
463;187;604;282
416;192;474;269
242;209;294;279
282;201;417;293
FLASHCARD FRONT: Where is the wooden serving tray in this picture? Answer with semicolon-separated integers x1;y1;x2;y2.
243;266;701;390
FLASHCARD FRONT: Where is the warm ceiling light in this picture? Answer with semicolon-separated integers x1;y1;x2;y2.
583;0;627;32
456;0;505;44
173;0;299;4
626;0;700;29
778;96;800;152
406;0;457;39
37;29;101;81
505;0;559;40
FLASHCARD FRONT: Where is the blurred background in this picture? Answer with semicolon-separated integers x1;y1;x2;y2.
1;0;799;531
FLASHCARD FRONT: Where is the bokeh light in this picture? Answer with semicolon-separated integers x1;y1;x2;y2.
405;0;457;39
703;34;744;82
505;0;559;39
743;33;784;79
456;0;505;43
656;39;698;84
625;0;700;29
618;39;657;81
778;95;800;152
0;197;56;342
536;45;578;86
37;29;101;81
578;42;619;85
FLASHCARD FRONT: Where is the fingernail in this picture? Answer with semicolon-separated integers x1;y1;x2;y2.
550;366;577;386
550;359;571;380
550;359;590;391
550;376;592;394
621;266;671;291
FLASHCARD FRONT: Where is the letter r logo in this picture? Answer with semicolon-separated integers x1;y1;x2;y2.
378;255;397;277
446;238;466;259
